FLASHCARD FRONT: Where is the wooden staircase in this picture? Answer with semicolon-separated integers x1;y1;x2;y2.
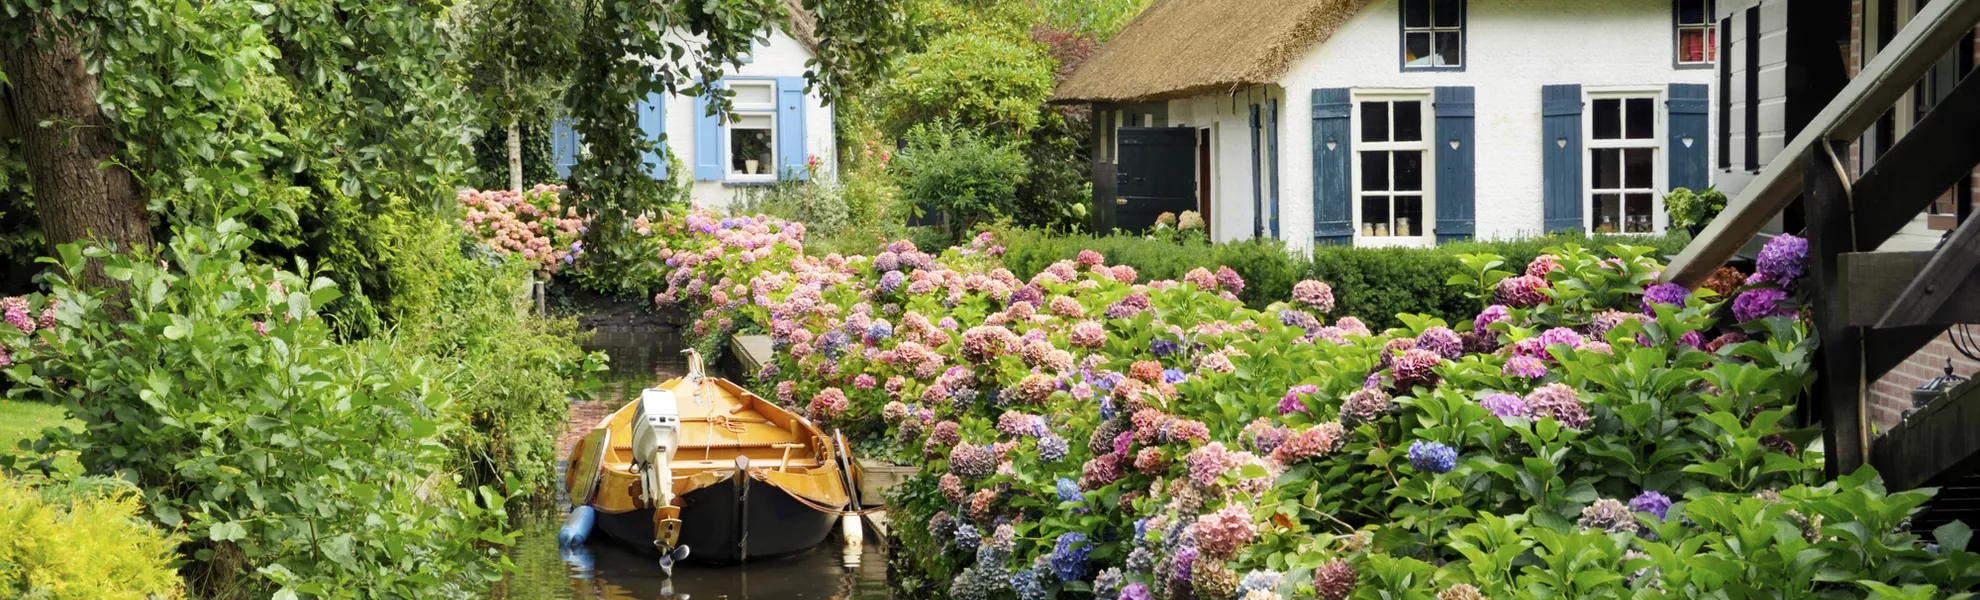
1664;0;1980;485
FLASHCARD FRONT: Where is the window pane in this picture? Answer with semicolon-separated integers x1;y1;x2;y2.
1626;98;1656;139
1361;151;1390;191
730;123;774;174
1679;28;1710;63
733;83;775;106
1593;98;1622;140
1360;102;1390;142
1433;0;1462;28
734;113;774;128
1394;151;1423;192
1592;148;1620;189
1434;31;1462;67
1624;148;1654;188
1361;196;1391;235
1678;0;1707;25
1625;193;1654;233
1404;0;1431;28
1593;193;1622;233
1393;101;1423;142
1405;33;1433;67
1395;195;1425;236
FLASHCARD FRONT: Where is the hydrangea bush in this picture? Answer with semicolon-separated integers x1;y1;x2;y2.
641;222;1980;599
456;184;588;273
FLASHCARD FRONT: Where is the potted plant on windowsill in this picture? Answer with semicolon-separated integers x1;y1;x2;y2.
1665;186;1727;237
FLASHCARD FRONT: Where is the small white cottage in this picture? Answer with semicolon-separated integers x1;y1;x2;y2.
1055;0;1718;250
549;14;836;209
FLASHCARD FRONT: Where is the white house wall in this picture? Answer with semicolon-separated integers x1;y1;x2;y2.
652;29;836;210
1165;87;1289;244
1236;0;1715;252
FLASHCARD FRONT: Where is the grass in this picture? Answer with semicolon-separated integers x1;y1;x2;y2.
0;399;83;475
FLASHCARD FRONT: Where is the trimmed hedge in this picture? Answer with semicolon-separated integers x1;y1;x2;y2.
993;226;1691;329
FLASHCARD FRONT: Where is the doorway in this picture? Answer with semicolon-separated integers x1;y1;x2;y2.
1198;128;1213;235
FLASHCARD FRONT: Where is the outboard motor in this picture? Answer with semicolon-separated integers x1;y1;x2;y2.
631;388;686;573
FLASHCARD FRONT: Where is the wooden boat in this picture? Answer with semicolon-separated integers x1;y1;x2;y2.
564;351;857;567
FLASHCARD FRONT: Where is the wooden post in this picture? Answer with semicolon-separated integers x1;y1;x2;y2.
1802;141;1867;478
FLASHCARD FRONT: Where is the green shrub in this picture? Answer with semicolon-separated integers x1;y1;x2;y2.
894;121;1031;238
4;223;514;598
0;475;184;600
1666;186;1730;231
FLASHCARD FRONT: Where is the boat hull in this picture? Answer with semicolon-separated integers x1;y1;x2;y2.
592;475;839;564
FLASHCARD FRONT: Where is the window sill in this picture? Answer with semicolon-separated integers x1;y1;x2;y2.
1355;236;1434;249
1674;62;1715;70
722;177;780;187
1400;65;1465;73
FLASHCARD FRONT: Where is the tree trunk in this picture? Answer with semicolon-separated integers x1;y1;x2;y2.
1;15;152;264
507;117;524;192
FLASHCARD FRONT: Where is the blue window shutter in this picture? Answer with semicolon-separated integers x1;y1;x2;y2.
1312;88;1354;246
1666;83;1711;192
1541;84;1584;233
1434;86;1475;243
550;117;580;179
693;83;725;181
1249;103;1263;238
1267;98;1281;239
776;77;809;180
637;92;668;180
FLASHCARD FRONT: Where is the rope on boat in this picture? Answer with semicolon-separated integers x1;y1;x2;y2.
708;414;748;434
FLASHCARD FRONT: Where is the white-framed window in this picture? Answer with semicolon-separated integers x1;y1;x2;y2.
1401;0;1464;70
1586;92;1663;234
725;81;777;180
1352;92;1433;246
1675;0;1717;66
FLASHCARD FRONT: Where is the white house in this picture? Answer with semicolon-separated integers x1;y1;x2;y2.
549;23;836;209
1054;0;1719;251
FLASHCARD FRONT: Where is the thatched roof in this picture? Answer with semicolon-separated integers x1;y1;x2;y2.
779;0;821;54
1052;0;1372;104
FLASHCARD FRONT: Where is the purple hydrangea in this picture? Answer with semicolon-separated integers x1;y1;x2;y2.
1162;368;1187;384
1480;392;1529;417
1539;327;1585;349
1503;355;1549;379
1408;440;1459;474
1119;582;1153;600
1150;337;1181;357
1417;326;1463;359
1279;384;1318;415
1474;304;1511;334
1641;283;1691;314
865;319;894;343
879;270;905;294
1629;490;1673;520
1038;434;1070;463
1493;275;1551;308
1279;309;1322;333
1733;287;1794;323
1756;233;1808;286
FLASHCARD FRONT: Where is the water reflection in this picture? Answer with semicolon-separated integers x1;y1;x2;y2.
505;515;891;600
583;327;688;404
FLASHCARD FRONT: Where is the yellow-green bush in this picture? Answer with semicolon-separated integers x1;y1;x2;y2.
0;476;183;599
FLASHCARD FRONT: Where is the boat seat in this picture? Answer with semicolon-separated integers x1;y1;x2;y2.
665;458;822;470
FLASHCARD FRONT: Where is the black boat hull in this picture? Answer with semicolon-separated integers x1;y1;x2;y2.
593;476;839;565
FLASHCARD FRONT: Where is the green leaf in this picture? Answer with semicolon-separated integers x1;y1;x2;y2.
210;521;247;542
1934;520;1972;553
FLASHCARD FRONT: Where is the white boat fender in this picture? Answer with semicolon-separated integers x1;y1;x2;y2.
558;505;596;547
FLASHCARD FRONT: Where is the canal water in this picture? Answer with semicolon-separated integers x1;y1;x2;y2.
498;319;892;599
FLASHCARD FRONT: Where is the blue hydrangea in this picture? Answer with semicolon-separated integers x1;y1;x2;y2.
1099;396;1116;421
1629;490;1673;521
1038;434;1070;463
954;522;981;554
1052;532;1093;582
1057;477;1085;506
1125;546;1155;574
1408;440;1459;474
1162;368;1187;384
1151;338;1181;357
1013;568;1048;600
866;319;894;343
879;269;905;294
817;330;848;359
1239;569;1284;593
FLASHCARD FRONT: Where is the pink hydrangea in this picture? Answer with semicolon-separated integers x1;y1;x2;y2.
1194;504;1257;558
1186;442;1239;488
939;473;969;504
1493;275;1551;308
1335;316;1372;337
1080;453;1124;489
1197;351;1237;374
854;374;878;389
1183;268;1219;291
882;401;910;422
1339;388;1393;428
3;297;33;334
1526;254;1563;278
1391;348;1443;389
1069;320;1107;348
1134;446;1170;473
960;325;1018;363
1292;280;1336;314
1076;249;1106;267
808;387;849;419
1214;266;1245;295
1525;383;1590;429
1169;419;1211;444
1049;295;1084;318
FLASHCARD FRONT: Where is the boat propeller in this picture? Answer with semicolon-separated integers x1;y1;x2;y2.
654;541;691;577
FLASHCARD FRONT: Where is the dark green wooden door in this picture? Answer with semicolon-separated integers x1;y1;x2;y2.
1116;127;1199;232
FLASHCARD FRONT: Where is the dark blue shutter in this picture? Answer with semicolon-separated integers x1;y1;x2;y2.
693;83;724;181
1541;84;1584;233
1666;83;1711;192
550;117;580;179
637;92;668;180
1434;86;1475;243
1249;103;1263;238
775;77;809;180
1267;98;1281;239
1312;88;1354;245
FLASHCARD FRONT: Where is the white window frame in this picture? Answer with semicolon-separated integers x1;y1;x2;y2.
1674;0;1717;66
724;81;778;182
1350;90;1435;248
1401;0;1465;70
1583;88;1666;235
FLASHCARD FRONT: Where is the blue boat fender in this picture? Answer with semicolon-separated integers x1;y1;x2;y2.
558;505;596;547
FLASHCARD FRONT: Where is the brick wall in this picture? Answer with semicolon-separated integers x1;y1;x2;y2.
1842;0;1980;430
1868;331;1980;429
